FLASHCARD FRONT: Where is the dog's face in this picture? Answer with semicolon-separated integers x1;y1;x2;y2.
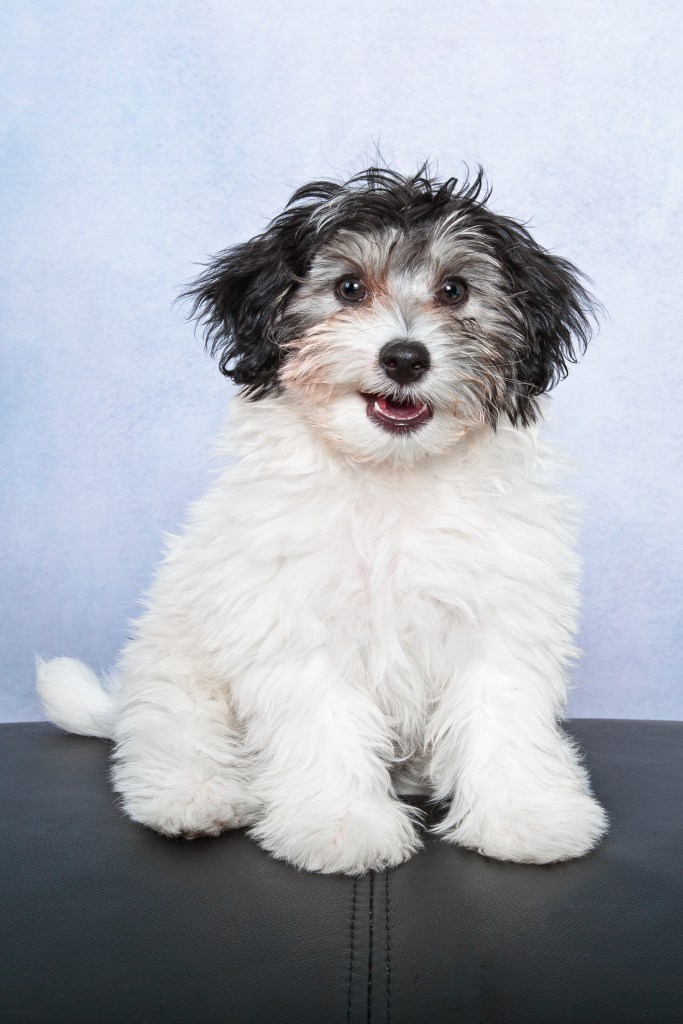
186;169;595;466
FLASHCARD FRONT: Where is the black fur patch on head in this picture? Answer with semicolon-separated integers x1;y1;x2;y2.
181;167;482;398
182;165;597;422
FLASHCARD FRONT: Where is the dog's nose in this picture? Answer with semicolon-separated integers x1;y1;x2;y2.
378;340;431;384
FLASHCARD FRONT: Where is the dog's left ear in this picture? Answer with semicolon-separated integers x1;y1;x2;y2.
489;217;597;423
182;208;313;398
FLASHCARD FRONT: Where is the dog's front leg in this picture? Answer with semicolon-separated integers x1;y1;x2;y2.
427;632;609;864
236;650;421;874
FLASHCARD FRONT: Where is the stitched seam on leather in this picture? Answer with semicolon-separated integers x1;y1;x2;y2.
367;872;374;1024
384;869;391;1024
347;877;357;1023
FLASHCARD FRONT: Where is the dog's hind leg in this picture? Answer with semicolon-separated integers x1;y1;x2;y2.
112;638;259;838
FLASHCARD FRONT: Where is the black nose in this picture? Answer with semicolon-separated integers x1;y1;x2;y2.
378;340;431;384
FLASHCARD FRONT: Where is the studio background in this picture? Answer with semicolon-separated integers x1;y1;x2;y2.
2;0;681;722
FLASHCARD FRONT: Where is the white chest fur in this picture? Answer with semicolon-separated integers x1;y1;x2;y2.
144;395;576;762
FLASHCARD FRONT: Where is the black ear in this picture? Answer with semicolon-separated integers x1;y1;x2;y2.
487;217;598;423
181;233;293;397
182;199;320;397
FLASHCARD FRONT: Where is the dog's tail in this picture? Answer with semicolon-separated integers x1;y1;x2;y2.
36;657;117;740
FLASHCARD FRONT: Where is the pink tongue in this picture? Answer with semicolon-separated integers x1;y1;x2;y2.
376;395;423;419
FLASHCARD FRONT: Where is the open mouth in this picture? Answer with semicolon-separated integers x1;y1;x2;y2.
360;392;433;433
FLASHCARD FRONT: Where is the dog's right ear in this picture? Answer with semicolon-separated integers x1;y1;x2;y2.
182;209;312;398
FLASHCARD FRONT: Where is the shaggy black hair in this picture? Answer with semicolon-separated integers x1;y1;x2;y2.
183;166;596;425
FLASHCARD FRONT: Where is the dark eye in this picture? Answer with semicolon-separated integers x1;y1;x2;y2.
439;278;469;305
336;276;368;303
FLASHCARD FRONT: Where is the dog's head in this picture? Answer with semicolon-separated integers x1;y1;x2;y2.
185;167;596;465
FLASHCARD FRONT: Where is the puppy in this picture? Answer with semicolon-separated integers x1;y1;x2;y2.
37;166;608;874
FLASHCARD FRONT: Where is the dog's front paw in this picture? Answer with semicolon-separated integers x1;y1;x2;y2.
440;789;608;864
252;797;421;874
114;764;261;838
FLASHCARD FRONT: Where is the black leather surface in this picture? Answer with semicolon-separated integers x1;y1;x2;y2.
384;719;683;1024
0;724;358;1024
1;719;681;1023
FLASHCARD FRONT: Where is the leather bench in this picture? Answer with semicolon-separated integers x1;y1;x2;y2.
1;718;681;1022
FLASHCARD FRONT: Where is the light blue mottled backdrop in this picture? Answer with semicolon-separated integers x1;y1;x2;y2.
2;1;682;721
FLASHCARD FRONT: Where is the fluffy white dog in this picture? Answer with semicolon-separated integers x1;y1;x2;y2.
37;167;608;874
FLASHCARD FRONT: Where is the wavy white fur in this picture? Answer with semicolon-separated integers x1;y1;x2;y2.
37;392;608;873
